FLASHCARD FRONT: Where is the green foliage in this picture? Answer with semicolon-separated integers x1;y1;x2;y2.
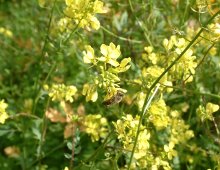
0;0;220;170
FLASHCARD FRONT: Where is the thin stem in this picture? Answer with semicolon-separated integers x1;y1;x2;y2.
143;84;160;116
32;15;80;115
32;62;57;115
184;42;215;83
127;0;152;46
101;26;142;44
213;118;220;136
74;131;113;170
127;85;160;169
37;98;50;167
39;0;57;64
160;83;220;100
32;0;57;114
69;125;76;169
28;142;67;168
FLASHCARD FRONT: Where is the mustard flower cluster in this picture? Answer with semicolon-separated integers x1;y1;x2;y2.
0;100;9;124
58;0;105;31
136;36;198;110
202;22;220;42
113;114;152;169
186;21;220;56
151;157;171;170
169;115;194;145
83;114;108;142
146;98;194;160
140;35;197;88
147;99;194;165
44;84;77;102
82;42;131;102
196;102;219;121
163;36;197;82
148;98;170;130
147;99;194;142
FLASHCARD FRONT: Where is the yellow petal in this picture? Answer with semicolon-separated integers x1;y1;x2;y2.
108;59;119;67
91;90;98;102
120;57;131;67
100;44;108;56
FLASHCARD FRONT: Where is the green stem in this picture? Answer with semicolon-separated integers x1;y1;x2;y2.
32;0;57;114
32;14;80;115
74;131;113;170
28;141;67;168
101;26;142;44
183;42;215;83
37;98;50;168
127;0;152;46
160;83;220;100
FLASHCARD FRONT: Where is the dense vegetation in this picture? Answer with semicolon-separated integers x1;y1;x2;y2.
0;0;220;169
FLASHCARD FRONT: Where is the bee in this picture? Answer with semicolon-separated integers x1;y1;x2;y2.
102;90;124;107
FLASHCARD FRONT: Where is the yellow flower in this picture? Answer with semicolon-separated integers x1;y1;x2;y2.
82;43;130;104
63;0;105;30
89;15;100;30
142;66;168;86
99;42;121;67
45;84;77;102
113;114;151;163
163;36;176;51
206;102;219;115
64;166;69;170
83;114;108;142
58;17;73;32
148;98;170;129
0;100;9;124
136;92;147;111
164;142;177;160
93;0;106;13
144;46;153;53
197;103;219;121
83;45;96;64
108;57;131;73
209;23;220;35
82;83;98;102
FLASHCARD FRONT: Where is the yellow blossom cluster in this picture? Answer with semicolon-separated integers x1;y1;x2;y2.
147;99;194;163
148;98;170;130
186;21;220;56
204;22;220;42
82;42;131;102
58;0;105;31
164;141;177;160
139;35;197;95
0;100;9;124
135;36;198;112
163;36;197;83
151;157;171;170
169;110;194;144
161;116;194;162
44;84;77;102
113;114;152;169
83;114;108;142
196;102;219;121
209;22;220;35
